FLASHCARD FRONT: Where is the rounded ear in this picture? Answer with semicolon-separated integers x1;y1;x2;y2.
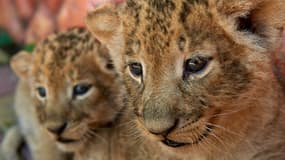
86;3;122;45
86;4;125;73
218;0;285;49
10;51;32;80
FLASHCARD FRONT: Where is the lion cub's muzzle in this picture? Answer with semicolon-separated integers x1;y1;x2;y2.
45;121;87;145
141;104;186;147
142;108;189;147
46;122;67;136
141;103;206;148
143;104;177;135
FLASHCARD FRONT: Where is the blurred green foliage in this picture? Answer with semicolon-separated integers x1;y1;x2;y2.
0;31;13;46
0;29;35;65
23;44;36;53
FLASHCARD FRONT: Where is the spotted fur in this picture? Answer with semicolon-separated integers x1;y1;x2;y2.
10;28;123;159
87;0;285;159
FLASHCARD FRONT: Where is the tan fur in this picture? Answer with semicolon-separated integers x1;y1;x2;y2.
8;28;174;160
1;126;22;160
8;28;124;159
73;110;182;160
1;80;68;160
87;0;285;159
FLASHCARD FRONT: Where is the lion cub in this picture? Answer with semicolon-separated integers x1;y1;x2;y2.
1;80;69;160
87;0;285;159
7;28;124;159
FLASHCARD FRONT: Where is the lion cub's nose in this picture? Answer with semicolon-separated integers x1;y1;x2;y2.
46;122;67;136
143;105;176;135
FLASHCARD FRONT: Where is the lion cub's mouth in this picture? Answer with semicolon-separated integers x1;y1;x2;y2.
57;137;79;144
162;138;188;147
161;125;213;148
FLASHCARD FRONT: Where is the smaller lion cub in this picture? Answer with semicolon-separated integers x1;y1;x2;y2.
9;28;123;159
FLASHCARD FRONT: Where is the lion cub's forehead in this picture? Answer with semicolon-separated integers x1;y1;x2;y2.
31;28;99;82
121;0;213;56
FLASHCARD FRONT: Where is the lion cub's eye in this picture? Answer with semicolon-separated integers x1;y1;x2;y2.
73;84;92;97
184;56;211;76
37;87;47;98
128;63;143;77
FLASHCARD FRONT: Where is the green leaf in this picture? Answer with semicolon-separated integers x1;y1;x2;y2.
23;44;36;52
0;31;13;47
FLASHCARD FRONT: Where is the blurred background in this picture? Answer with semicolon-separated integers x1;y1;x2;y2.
0;0;88;157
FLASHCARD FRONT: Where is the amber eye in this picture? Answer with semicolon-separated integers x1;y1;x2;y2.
129;63;143;77
184;56;211;76
73;84;92;97
37;87;47;98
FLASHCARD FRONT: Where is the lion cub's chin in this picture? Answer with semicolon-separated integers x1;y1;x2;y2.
157;133;212;159
56;139;83;152
56;139;84;152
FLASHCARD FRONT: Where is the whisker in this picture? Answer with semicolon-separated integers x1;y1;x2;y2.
88;130;108;145
205;122;257;153
205;126;237;160
205;123;243;138
210;107;251;118
192;129;212;156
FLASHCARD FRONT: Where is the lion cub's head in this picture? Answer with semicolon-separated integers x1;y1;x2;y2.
87;0;285;158
11;28;122;151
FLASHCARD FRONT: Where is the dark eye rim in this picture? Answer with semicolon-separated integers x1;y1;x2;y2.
73;84;93;97
128;62;143;78
37;87;47;98
184;55;213;76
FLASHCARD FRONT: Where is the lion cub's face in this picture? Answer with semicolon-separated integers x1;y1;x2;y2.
11;28;121;151
87;0;285;158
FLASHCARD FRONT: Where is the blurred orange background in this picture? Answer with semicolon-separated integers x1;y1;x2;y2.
0;0;88;43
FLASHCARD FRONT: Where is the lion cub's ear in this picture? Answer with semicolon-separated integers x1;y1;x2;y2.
86;4;122;46
10;51;32;80
218;0;285;49
86;4;124;71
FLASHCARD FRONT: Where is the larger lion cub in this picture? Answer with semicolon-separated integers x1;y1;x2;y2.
87;0;285;159
9;28;124;159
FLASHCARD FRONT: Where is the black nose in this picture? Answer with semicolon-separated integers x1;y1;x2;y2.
47;122;67;135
